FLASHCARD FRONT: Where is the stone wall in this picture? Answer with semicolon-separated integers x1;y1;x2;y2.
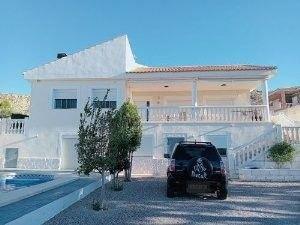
0;93;30;115
240;169;300;182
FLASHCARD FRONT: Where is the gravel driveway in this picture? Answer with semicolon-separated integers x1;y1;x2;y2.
45;177;300;225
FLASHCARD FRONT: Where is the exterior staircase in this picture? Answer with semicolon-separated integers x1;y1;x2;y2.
228;125;300;178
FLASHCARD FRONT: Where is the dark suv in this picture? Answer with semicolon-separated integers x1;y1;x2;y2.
164;141;228;199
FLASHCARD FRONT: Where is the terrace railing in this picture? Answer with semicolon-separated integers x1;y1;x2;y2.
282;126;300;144
138;105;268;123
0;118;27;135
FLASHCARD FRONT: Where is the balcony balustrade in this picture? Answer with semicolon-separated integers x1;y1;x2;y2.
0;119;27;134
138;105;268;123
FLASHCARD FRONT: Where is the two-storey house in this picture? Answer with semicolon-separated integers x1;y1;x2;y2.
0;35;280;177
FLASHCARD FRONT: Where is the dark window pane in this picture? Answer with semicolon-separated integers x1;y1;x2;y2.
217;148;227;156
110;101;117;109
70;99;77;108
55;99;62;109
93;100;117;109
167;137;185;155
66;99;71;108
62;99;67;109
55;99;77;109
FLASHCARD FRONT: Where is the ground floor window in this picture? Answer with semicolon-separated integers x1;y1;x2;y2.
165;135;186;155
204;134;229;157
4;148;18;168
134;135;154;157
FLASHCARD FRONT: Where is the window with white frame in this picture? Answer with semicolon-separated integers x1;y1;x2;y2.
92;88;117;109
164;134;186;155
204;134;229;157
134;135;154;157
53;89;77;109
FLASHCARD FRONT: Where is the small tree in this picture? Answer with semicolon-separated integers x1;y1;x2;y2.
268;141;295;168
0;100;12;118
76;90;113;210
109;101;142;182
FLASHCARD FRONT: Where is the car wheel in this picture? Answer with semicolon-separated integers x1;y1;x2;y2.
216;185;228;200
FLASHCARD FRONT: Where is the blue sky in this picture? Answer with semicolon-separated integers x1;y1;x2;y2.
0;0;299;94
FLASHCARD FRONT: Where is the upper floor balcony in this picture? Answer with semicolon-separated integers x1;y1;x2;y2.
137;105;268;123
128;79;271;123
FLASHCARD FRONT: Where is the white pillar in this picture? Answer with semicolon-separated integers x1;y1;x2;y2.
261;80;270;121
192;80;198;107
125;81;132;102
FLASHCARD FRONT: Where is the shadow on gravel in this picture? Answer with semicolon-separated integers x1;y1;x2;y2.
45;177;300;225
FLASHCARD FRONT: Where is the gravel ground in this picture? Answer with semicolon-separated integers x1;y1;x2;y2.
45;177;300;225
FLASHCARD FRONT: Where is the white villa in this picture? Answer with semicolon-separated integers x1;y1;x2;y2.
0;35;298;177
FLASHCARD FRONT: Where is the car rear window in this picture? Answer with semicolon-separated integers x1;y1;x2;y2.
172;144;221;161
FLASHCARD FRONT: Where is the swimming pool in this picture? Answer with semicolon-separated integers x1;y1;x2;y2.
0;174;54;192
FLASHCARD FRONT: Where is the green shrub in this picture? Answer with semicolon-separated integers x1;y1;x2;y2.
92;199;107;211
0;100;12;118
268;141;295;168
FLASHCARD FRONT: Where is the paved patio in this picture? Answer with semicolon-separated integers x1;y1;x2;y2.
45;178;300;225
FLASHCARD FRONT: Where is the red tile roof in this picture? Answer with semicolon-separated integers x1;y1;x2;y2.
127;65;277;73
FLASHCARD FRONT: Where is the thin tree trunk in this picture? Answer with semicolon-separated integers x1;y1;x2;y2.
125;152;133;182
129;152;133;180
112;173;116;189
100;171;106;208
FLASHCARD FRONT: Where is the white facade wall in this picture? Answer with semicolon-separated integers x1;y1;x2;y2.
132;122;274;176
0;79;126;169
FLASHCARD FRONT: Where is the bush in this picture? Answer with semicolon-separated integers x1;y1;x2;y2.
92;199;107;211
268;141;295;168
0;100;12;118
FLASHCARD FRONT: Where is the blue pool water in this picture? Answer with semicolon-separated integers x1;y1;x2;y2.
0;174;54;192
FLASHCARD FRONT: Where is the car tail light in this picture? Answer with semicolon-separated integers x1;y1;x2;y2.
168;159;176;172
220;161;226;175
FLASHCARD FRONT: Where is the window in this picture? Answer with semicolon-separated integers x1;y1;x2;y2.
204;134;229;157
55;99;77;109
93;100;117;109
285;94;293;103
166;137;185;155
134;135;154;157
5;148;18;168
92;88;117;109
53;89;77;109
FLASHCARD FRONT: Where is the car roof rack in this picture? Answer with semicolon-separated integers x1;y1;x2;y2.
179;141;212;145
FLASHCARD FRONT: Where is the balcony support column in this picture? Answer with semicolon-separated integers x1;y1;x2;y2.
192;80;198;107
261;79;271;122
125;81;132;102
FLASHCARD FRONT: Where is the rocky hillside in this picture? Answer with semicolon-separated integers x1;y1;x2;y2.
0;93;31;115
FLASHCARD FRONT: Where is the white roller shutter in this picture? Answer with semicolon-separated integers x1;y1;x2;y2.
53;89;77;99
92;89;117;101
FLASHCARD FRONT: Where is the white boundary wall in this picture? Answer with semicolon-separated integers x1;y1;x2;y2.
240;169;300;182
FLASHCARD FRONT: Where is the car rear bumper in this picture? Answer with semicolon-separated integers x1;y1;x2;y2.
167;172;227;193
